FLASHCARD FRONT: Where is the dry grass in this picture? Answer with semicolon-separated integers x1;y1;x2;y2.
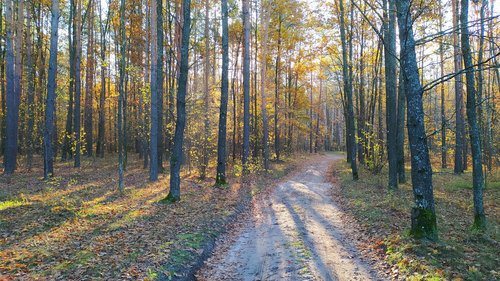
0;154;299;280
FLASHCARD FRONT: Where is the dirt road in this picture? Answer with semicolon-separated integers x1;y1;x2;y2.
197;154;380;281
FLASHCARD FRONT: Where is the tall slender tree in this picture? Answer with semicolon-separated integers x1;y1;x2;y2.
157;0;164;172
338;0;358;180
216;0;230;185
26;1;36;169
452;0;465;174
150;0;159;181
396;0;437;240
383;0;398;190
242;0;251;169
74;0;82;167
117;0;126;192
460;0;486;230
165;0;191;202
3;0;22;175
44;0;60;179
260;0;271;171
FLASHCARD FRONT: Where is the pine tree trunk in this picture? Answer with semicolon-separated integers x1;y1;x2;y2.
44;0;59;179
216;0;229;185
165;0;191;203
150;0;159;181
452;0;465;174
26;2;36;169
384;0;398;190
242;0;251;169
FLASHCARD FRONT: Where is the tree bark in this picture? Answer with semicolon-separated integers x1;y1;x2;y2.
460;0;486;230
216;0;229;185
242;0;251;169
165;0;191;202
44;0;59;179
338;0;358;180
452;0;465;174
396;0;437;240
150;0;159;181
117;0;126;192
260;0;271;171
384;0;398;190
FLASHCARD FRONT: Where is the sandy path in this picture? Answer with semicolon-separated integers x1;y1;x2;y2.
197;154;380;281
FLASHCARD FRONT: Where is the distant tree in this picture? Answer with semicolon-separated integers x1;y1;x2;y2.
396;0;437;240
73;0;82;168
452;0;465;174
44;0;60;179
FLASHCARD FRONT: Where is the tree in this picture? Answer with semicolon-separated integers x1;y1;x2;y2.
73;0;82;168
164;0;191;202
118;0;126;192
25;1;36;169
216;0;230;185
338;0;358;180
3;0;22;175
383;0;398;190
242;0;251;169
84;1;94;157
156;0;164;173
452;0;465;174
96;0;110;158
460;0;486;230
260;0;271;171
150;0;159;181
201;0;210;179
44;0;60;179
395;0;437;240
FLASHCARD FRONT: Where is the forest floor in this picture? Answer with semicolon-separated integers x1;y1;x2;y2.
197;153;384;281
0;154;305;280
331;157;500;280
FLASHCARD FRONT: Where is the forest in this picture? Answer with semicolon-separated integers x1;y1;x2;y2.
0;0;499;280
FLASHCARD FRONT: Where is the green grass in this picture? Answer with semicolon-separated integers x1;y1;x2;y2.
335;160;500;280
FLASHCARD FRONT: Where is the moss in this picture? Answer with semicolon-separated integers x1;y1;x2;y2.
410;207;438;240
215;175;228;187
472;213;487;231
159;192;180;204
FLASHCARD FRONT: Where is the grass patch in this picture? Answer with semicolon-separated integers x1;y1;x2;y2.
334;160;500;280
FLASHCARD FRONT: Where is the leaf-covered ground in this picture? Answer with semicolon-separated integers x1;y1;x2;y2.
0;155;300;280
331;158;500;281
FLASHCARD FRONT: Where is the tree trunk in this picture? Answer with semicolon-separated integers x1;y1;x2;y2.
73;0;82;168
117;0;126;192
44;0;59;179
439;2;447;169
150;0;159;181
26;2;36;169
242;0;251;169
63;0;75;161
338;0;358;180
260;0;271;171
452;0;465;174
201;0;210;179
4;0;22;175
397;69;406;183
460;0;486;230
157;0;164;172
396;0;437;240
84;2;94;157
384;0;398;190
216;0;229;185
274;15;282;161
165;0;191;203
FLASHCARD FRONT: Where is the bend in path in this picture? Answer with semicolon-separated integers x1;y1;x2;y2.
198;154;381;281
